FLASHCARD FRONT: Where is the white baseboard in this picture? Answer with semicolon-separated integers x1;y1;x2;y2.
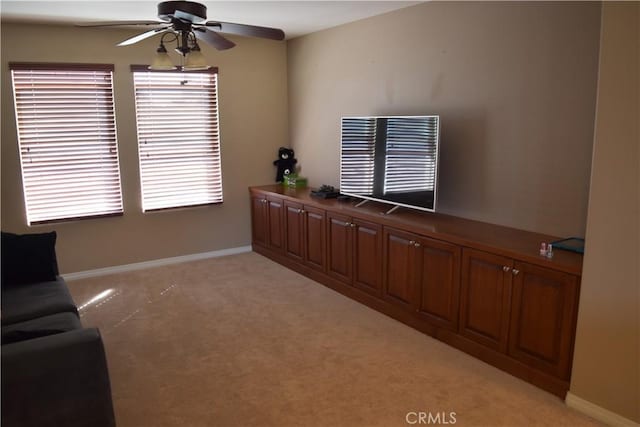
63;246;252;281
566;392;639;427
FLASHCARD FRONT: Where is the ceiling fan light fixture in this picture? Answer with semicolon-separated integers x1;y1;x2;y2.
79;1;285;52
149;43;177;70
182;43;210;71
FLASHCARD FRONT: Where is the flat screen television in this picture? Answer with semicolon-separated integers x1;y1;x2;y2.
339;115;441;213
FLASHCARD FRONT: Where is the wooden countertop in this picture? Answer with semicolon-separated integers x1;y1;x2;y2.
250;185;584;276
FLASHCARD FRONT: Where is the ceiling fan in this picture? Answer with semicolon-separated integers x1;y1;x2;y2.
77;0;285;52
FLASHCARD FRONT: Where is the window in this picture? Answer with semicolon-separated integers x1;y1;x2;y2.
10;63;123;225
131;66;223;211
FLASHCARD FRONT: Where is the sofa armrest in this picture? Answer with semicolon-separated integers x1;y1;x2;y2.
1;328;116;427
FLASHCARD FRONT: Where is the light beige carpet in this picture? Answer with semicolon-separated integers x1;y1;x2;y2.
68;252;599;427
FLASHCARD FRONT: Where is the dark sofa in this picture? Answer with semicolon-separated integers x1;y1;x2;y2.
1;231;116;427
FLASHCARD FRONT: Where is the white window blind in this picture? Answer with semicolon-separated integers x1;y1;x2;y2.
10;63;123;225
340;117;377;195
131;66;223;212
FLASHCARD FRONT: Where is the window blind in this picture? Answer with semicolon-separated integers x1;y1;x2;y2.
10;63;123;225
131;66;223;211
340;117;377;194
383;117;439;193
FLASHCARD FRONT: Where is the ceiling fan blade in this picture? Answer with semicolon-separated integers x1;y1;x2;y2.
117;28;169;46
202;21;285;41
194;28;236;51
174;9;206;25
76;20;163;27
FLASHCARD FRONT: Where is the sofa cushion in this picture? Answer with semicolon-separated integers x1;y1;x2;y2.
1;231;59;287
1;277;77;325
1;328;116;427
1;312;82;345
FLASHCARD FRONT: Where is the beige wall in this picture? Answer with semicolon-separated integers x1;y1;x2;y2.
570;2;640;423
287;1;601;237
1;3;637;423
1;23;288;273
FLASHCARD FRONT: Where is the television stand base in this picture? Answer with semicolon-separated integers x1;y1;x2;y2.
383;205;401;215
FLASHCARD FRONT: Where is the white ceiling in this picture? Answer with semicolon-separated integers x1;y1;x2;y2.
0;1;421;39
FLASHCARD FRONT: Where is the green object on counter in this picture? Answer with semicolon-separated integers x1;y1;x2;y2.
283;174;308;188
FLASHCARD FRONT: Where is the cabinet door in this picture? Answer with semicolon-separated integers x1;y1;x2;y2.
326;212;352;283
459;249;512;352
383;228;416;309
250;195;268;246
284;200;304;262
266;196;284;252
508;262;579;379
304;205;326;272
415;237;461;331
352;219;382;297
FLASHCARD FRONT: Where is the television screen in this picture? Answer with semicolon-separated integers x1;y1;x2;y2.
340;115;440;212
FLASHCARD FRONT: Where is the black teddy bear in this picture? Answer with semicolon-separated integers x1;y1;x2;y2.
273;147;297;182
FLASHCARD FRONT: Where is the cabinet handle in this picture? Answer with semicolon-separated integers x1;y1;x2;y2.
409;240;415;245
414;242;421;248
350;223;356;228
512;269;520;275
344;222;351;227
297;209;302;213
262;199;267;204
301;210;305;214
503;266;511;272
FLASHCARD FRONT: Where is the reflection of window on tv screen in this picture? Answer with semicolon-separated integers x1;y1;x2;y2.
340;116;440;212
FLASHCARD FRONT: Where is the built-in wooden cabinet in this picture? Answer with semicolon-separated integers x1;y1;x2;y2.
352;218;383;297
303;206;326;272
413;234;461;332
326;212;351;283
284;200;327;272
249;186;582;398
459;248;513;352
284;200;305;262
382;228;415;308
250;195;269;246
327;212;382;297
508;262;579;380
459;248;580;380
251;194;285;253
267;196;284;252
383;227;461;331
